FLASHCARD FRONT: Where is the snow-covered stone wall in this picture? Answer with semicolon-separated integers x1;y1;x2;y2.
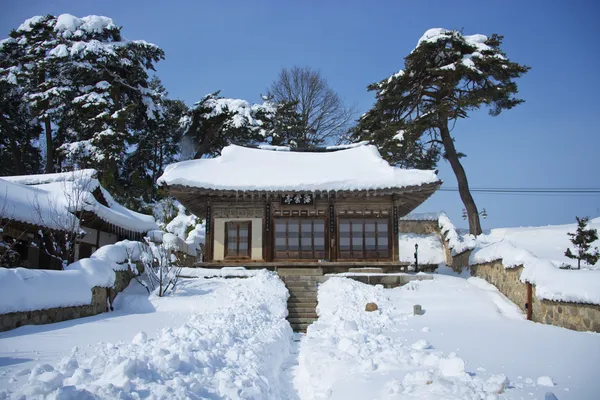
470;260;600;333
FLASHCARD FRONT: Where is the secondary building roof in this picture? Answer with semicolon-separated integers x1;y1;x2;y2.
1;170;158;234
158;143;441;192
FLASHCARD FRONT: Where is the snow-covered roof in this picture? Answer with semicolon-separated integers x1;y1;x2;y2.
0;178;79;232
158;144;440;192
1;170;158;234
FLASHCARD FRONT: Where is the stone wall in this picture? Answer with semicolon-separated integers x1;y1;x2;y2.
470;260;528;312
1;287;107;332
448;249;472;272
398;220;439;235
0;269;137;332
470;260;600;333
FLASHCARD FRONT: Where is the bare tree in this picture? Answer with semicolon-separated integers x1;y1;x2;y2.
31;171;92;268
136;238;182;297
267;66;355;147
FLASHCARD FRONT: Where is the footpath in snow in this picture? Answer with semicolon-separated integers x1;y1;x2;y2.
295;271;600;399
0;271;294;399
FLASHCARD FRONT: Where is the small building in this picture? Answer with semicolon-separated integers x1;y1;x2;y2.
0;170;158;269
158;143;441;272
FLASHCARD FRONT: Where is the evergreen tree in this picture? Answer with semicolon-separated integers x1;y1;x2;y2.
0;14;164;194
123;77;188;208
352;29;529;235
264;100;308;147
182;91;276;159
0;78;42;175
565;217;599;269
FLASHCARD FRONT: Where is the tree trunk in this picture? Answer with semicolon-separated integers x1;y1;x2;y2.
8;138;25;175
439;122;482;236
0;115;25;174
44;116;54;173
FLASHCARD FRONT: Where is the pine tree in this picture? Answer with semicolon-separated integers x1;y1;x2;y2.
352;29;529;235
182;91;276;159
123;77;188;208
1;14;164;194
0;77;42;175
263;100;309;147
565;217;599;269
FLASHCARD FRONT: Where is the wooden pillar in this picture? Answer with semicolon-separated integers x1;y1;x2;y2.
264;202;272;262
526;282;533;320
329;202;336;261
205;204;212;262
392;204;399;262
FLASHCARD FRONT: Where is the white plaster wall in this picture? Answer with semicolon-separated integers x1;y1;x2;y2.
98;231;118;247
80;227;98;245
213;217;263;261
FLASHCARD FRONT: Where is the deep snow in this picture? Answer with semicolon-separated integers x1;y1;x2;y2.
0;271;294;399
295;273;600;399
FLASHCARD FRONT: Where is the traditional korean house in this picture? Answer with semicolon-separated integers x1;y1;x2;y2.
0;170;158;268
158;143;441;272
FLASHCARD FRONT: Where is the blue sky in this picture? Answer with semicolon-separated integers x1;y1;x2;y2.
2;0;599;229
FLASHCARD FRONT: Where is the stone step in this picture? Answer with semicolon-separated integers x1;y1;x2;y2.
287;301;318;308
280;275;326;284
288;307;317;314
288;312;318;319
288;317;318;324
289;322;312;332
277;268;323;276
288;296;317;304
283;282;321;287
288;290;317;296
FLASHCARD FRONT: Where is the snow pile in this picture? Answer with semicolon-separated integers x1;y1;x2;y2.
470;240;600;304
3;271;294;399
438;212;477;255
178;267;260;278
2;170;158;234
0;268;104;314
398;233;445;264
158;144;440;191
489;217;600;269
295;277;515;399
0;241;148;314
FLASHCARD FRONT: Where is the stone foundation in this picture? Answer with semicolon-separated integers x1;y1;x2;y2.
470;260;600;333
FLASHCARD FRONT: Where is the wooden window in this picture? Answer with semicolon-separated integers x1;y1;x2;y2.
338;218;390;260
274;218;326;260
224;221;251;259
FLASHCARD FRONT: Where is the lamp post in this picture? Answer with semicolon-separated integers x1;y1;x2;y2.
462;208;488;220
414;243;419;273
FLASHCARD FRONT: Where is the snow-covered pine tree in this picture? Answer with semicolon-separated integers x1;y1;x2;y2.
0;15;61;173
352;28;529;235
264;100;310;148
1;14;164;192
182;91;276;159
48;14;165;194
124;77;188;208
0;73;42;175
565;217;599;269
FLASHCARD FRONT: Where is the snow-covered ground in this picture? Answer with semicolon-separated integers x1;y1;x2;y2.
0;271;294;399
296;272;600;399
488;217;600;269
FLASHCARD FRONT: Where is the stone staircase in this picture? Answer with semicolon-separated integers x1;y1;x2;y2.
278;268;323;332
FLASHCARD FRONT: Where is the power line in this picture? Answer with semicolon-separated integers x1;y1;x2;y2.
437;187;600;196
